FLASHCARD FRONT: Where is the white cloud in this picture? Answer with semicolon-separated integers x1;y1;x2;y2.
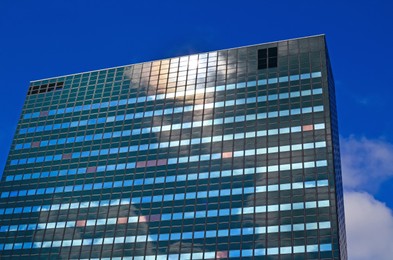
341;136;393;192
344;191;393;260
341;136;393;259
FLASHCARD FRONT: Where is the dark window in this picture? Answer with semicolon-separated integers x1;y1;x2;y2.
28;82;64;95
258;47;278;69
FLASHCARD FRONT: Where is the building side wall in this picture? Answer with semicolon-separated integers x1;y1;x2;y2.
324;43;348;260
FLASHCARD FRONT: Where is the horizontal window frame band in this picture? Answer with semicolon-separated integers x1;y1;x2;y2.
10;105;325;166
4;155;326;189
92;243;331;259
0;141;326;199
2;159;328;199
3;159;328;199
0;179;328;216
14;117;324;154
76;243;332;259
11;123;325;167
14;140;326;178
14;115;325;155
17;86;323;136
0;221;330;251
21;71;322;121
0;199;330;233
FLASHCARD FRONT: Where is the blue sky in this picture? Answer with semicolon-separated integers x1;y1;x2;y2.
1;1;392;258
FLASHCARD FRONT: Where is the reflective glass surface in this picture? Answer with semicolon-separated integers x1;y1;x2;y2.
0;35;346;259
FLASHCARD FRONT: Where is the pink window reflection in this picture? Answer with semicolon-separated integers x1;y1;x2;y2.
31;141;41;148
222;152;233;158
117;217;128;224
139;216;148;222
302;124;314;131
76;220;86;227
216;251;228;258
40;111;49;117
86;166;97;173
136;161;147;168
62;153;72;160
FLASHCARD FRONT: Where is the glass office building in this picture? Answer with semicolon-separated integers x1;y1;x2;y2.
0;35;347;259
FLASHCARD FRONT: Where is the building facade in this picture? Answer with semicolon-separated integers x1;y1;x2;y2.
0;35;347;259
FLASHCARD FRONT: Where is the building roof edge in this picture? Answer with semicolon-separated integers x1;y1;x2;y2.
30;34;326;83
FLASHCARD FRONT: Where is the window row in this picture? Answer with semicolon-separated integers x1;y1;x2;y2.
0;180;328;216
21;89;322;125
5;149;325;187
9;144;325;185
23;77;321;118
7;244;332;258
15;108;324;168
14;117;324;154
0;199;330;234
0;230;331;257
24;72;322;120
19;85;323;135
11;123;324;167
1;160;328;200
1;221;331;248
6;154;328;189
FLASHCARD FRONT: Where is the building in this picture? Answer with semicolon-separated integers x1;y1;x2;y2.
0;35;347;259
